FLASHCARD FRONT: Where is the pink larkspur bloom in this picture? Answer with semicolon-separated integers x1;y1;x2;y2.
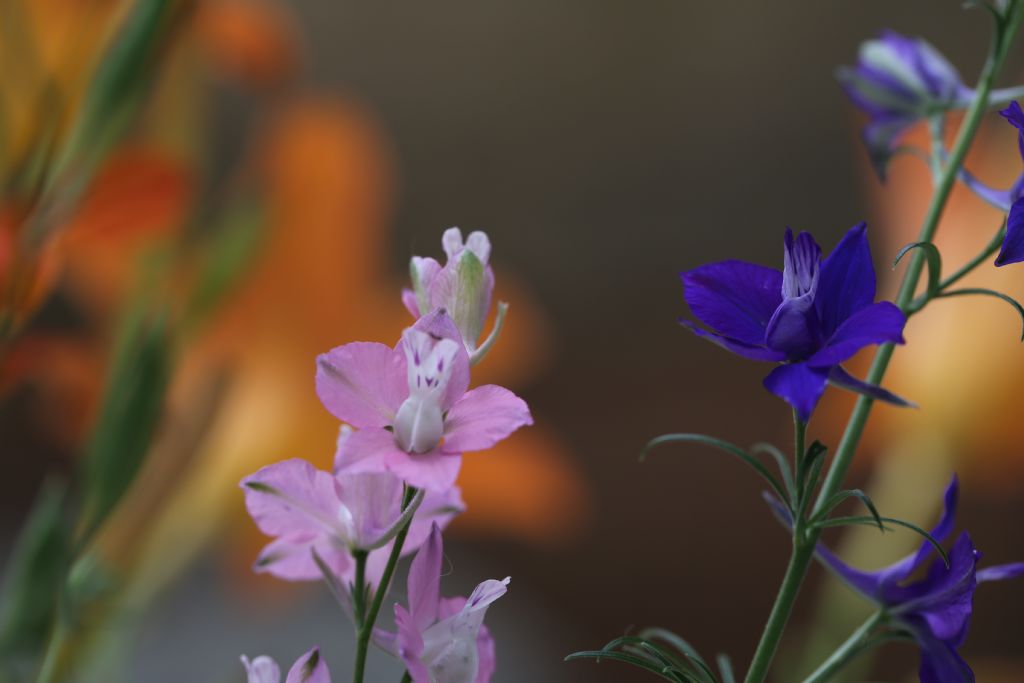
403;227;495;353
316;310;532;491
240;439;464;582
378;524;507;683
241;647;330;683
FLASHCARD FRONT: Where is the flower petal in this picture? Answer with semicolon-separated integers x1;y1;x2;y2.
442;385;533;454
782;229;821;299
412;310;470;411
402;288;422;318
891;533;979;642
816;223;876;338
334;427;408;476
334;470;406;549
241;459;346;539
762;362;829;422
385;448;463;492
680;260;783;346
679;320;787;361
316;342;407;428
765;295;820;360
409;523;443;631
242;655;281;683
810;302;906;367
437;598;497;683
395;604;431;683
996;196;1024;266
878;475;960;586
285;647;331;683
976;562;1024;583
1000;101;1024;160
907;616;976;683
253;535;350;582
826;366;915;408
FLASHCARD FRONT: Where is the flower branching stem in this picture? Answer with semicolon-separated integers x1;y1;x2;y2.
743;4;1024;682
800;612;884;683
352;486;419;683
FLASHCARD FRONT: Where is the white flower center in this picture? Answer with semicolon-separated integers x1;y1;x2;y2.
394;329;459;453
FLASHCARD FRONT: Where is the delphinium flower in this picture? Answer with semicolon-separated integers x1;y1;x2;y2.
838;30;971;177
316;309;532;491
680;224;909;421
376;523;508;683
240;438;464;582
768;478;1024;683
241;647;331;683
403;227;503;360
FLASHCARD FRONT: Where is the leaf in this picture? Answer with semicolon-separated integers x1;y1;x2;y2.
813;516;950;568
894;242;942;308
603;636;707;683
750;442;796;503
814;489;885;532
796;441;829;519
716;654;736;683
937;288;1024;341
643;434;789;507
638;628;717;683
78;313;172;550
565;650;691;682
0;479;70;657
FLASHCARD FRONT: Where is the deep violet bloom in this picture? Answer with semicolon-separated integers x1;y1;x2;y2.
769;477;1024;683
377;524;507;683
316;310;532;491
240;436;464;582
956;101;1024;266
241;647;330;683
838;30;971;178
681;224;909;421
403;228;497;356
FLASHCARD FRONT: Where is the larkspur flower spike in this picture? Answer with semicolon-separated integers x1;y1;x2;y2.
404;227;506;363
681;223;910;421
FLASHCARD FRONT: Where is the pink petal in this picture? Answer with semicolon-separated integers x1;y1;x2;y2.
437;599;496;683
408;524;443;631
284;647;331;683
384;448;463;492
411;311;469;411
406;485;465;551
253;535;351;582
402;288;421;318
241;655;281;683
316;342;407;428
241;459;345;538
334;427;407;475
395;604;431;683
441;385;533;454
334;470;406;548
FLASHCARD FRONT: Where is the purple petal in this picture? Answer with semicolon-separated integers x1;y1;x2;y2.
875;476;960;587
402;288;422;318
334;471;406;549
826;366;915;408
810;302;906;367
908;617;976;683
405;485;466;554
679;320;787;362
412;310;471;411
316;342;407;428
408;524;443;631
285;647;331;683
395;604;430;683
995;196;1024;266
976;562;1024;583
765;295;820;360
241;655;281;683
1000;101;1024;160
782;229;821;299
441;385;533;454
862;115;916;180
892;533;979;642
241;459;345;539
762;362;829;422
816;223;877;338
680;260;783;346
957;165;1014;211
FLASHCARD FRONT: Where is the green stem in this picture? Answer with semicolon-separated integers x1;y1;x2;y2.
743;6;1024;682
792;414;807;503
400;673;413;683
352;486;418;683
801;613;883;683
937;223;1006;292
352;550;368;630
35;625;66;683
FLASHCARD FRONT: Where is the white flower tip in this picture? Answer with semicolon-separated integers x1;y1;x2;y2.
465;230;491;265
442;227;464;259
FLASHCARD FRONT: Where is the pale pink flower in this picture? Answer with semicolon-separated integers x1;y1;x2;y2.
241;647;330;683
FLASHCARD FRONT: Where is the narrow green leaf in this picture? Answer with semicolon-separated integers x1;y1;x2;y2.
602;636;711;683
643;434;789;506
716;654;735;683
814;489;885;532
638;628;717;683
750;443;796;503
894;242;942;308
565;650;690;682
814;516;950;567
78;313;172;550
938;288;1024;340
0;480;70;657
797;441;829;519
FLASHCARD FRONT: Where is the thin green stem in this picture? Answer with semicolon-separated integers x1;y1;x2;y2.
792;414;807;509
35;624;66;683
352;550;368;630
400;673;413;683
352;486;418;683
801;613;884;683
743;6;1024;682
937;223;1006;292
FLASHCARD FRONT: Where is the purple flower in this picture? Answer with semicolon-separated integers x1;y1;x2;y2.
240;445;464;583
838;30;970;178
809;477;1024;683
377;524;507;683
316;310;532;491
680;224;909;421
403;228;498;357
241;647;331;683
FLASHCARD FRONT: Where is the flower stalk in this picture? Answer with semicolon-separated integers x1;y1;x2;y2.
800;612;884;683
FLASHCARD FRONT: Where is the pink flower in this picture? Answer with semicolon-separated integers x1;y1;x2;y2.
240;442;464;582
316;310;532;491
403;228;504;360
241;647;330;683
380;524;508;683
